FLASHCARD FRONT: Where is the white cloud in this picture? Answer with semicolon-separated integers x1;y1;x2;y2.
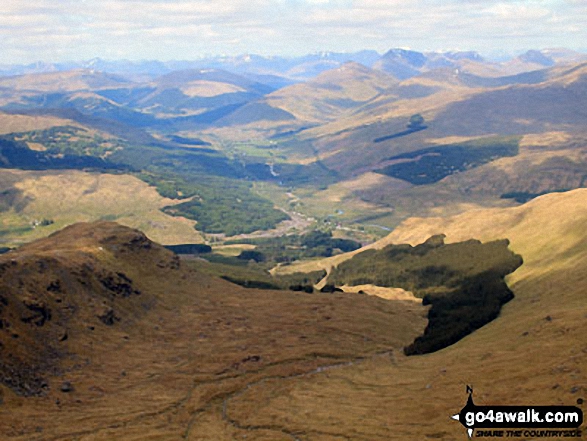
482;3;552;19
0;0;585;63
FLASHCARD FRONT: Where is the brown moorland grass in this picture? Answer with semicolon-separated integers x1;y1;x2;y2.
180;81;246;98
243;189;587;440
0;113;79;135
0;222;427;440
1;190;585;439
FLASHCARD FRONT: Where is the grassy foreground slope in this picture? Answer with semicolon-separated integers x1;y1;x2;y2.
0;182;585;440
0;222;426;440
263;189;587;440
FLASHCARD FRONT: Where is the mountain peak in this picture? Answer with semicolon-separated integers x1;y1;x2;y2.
443;51;484;62
337;61;371;72
381;48;427;68
518;49;555;66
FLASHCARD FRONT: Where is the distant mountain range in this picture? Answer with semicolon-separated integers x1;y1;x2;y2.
1;48;585;132
0;50;382;82
1;46;587;241
1;48;585;82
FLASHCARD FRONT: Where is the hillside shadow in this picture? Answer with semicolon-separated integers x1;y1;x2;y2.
373;125;427;143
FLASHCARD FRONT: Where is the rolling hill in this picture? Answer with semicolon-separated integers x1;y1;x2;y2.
261;62;398;124
0;112;82;135
298;59;587;169
252;59;587;231
205;50;582;132
214;62;398;127
105;68;275;119
0;68;279;129
0;169;204;247
0;221;426;440
0;70;160;129
0;70;131;93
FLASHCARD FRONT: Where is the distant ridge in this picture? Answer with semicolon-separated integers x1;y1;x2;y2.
2;48;584;81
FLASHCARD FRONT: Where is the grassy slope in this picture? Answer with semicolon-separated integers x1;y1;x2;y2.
274;188;587;279
0;222;426;440
0;113;81;134
0;70;129;93
0;169;203;246
382;188;587;286
283;128;587;233
0;178;585;441
250;189;587;440
345;130;587;229
286;172;399;224
265;62;397;123
289;63;587;178
437;131;587;197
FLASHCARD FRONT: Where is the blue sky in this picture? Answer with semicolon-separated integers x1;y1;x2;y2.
0;0;585;63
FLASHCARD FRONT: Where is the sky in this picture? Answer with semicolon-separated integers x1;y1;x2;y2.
0;0;586;64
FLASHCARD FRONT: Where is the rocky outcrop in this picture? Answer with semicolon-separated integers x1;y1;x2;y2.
0;222;179;396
